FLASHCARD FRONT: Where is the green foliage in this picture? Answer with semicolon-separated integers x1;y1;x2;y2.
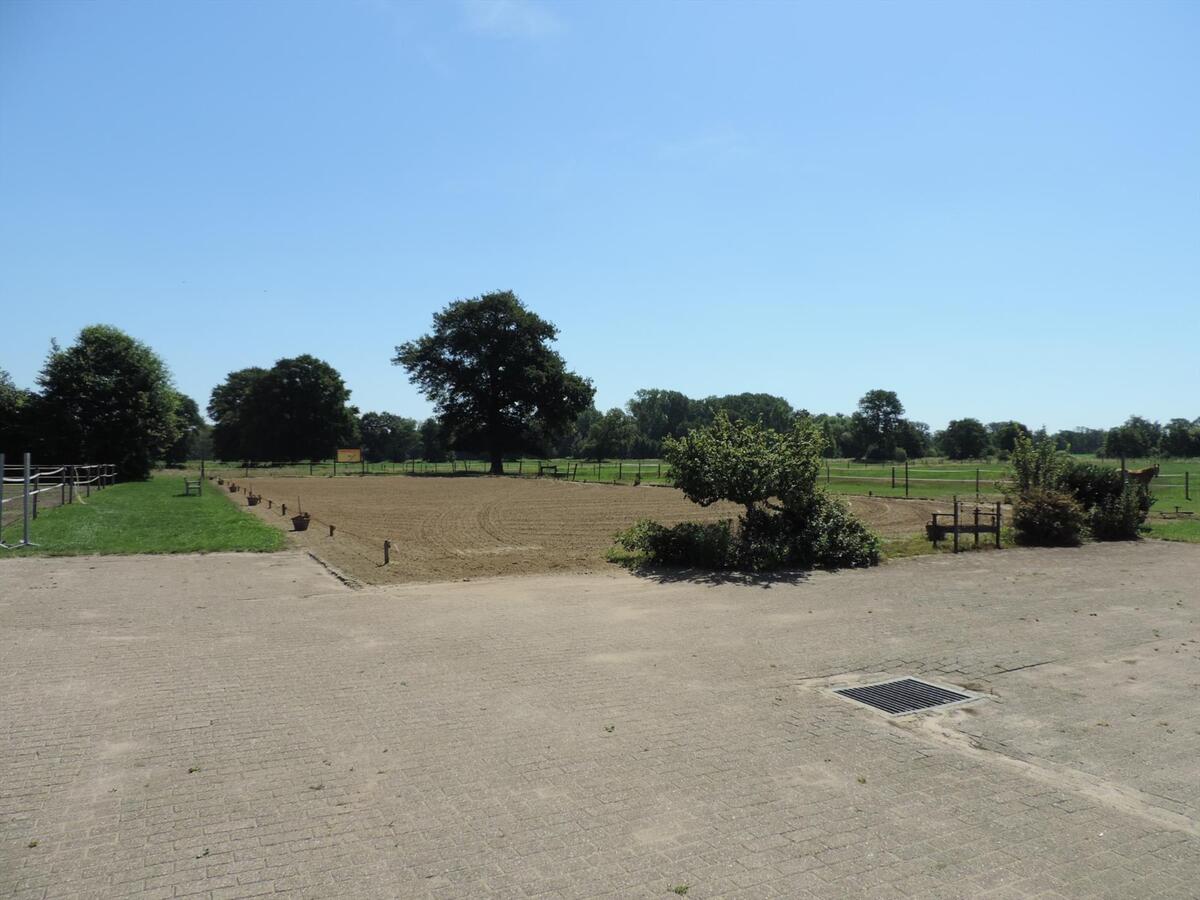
209;357;357;462
1008;432;1070;494
1089;484;1151;541
0;368;33;456
1061;462;1125;510
988;421;1030;453
358;412;420;462
613;493;879;571
663;412;822;511
938;418;990;460
1161;418;1200;457
1012;489;1086;547
36;325;179;480
394;290;594;474
581;408;638;460
164;394;204;465
626;414;879;572
419;417;450;462
615;518;735;569
1104;416;1160;460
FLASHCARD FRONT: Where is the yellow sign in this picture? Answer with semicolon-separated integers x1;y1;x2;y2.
336;448;362;463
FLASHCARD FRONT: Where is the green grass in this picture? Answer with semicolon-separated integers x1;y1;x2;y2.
2;474;284;556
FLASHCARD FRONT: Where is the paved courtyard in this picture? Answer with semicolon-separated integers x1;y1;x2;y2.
2;542;1198;898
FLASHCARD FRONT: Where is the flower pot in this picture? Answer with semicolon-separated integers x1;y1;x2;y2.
228;483;238;493
292;513;310;532
217;478;224;485
247;495;260;506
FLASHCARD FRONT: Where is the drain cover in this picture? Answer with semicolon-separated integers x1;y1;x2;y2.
834;678;971;715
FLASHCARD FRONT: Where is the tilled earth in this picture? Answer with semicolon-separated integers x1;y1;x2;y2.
231;475;950;584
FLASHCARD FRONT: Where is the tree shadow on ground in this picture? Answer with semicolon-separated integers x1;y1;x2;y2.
615;562;813;589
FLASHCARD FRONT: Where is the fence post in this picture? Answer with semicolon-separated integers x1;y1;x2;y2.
975;468;980;499
384;539;391;565
0;452;4;545
952;495;959;554
974;506;980;548
22;453;32;545
995;501;1002;548
619;460;623;481
891;466;896;489
905;461;909;497
32;470;39;519
1187;471;1190;501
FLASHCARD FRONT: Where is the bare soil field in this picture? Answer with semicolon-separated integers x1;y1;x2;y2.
234;475;948;584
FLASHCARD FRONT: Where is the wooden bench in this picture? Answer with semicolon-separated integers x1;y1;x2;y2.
926;499;1001;551
183;476;202;496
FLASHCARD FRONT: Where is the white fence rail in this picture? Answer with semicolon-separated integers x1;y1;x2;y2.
0;453;117;548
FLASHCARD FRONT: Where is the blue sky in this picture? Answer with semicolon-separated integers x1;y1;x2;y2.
2;0;1196;431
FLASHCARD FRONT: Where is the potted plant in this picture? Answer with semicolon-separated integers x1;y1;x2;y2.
247;493;261;506
292;511;310;531
217;477;225;485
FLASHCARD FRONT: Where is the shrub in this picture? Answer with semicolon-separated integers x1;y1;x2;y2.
614;495;880;572
1090;484;1151;541
1062;462;1125;511
614;519;734;569
1008;433;1069;495
1012;489;1086;547
1061;462;1152;540
893;447;907;463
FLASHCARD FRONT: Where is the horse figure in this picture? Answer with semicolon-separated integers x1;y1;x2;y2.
1126;464;1159;486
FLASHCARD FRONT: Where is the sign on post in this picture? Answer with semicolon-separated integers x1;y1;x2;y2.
337;448;362;463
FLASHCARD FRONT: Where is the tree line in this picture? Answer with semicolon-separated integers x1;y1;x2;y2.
3;293;1198;480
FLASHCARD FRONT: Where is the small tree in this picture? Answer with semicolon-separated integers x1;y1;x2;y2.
36;325;179;479
664;412;822;515
395;291;594;474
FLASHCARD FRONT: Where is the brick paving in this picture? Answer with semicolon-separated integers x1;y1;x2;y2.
2;542;1198;898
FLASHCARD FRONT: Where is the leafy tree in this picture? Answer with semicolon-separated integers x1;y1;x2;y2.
1104;416;1160;464
419;417;450;462
1161;418;1200;457
1053;426;1105;454
240;356;358;461
164;394;204;465
896;420;931;459
627;389;694;455
0;368;33;457
851;389;904;455
209;357;357;462
703;393;796;432
358;412;420;462
208;367;267;460
35;325;179;480
581;408;638;460
664;411;822;515
552;406;602;457
938;418;990;460
988;421;1030;453
394;290;594;474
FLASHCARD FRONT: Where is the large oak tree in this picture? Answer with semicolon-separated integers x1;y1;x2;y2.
394;291;594;474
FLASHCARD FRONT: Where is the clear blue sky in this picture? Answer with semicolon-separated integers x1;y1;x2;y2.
2;0;1197;432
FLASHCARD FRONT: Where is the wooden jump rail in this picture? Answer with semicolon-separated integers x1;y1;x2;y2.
926;496;1002;552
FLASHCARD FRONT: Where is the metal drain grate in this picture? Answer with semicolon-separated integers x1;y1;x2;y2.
834;678;971;715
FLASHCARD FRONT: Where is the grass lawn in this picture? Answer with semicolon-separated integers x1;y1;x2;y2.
1;475;284;556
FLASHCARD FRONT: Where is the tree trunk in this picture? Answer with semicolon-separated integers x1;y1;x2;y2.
490;448;504;475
